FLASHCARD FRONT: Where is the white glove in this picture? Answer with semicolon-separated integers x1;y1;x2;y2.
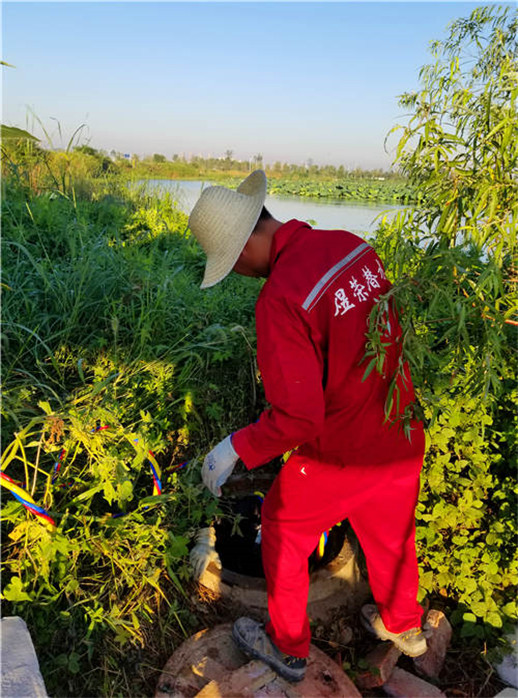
189;526;221;579
202;435;239;497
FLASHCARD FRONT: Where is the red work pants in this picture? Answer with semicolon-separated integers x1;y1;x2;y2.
261;446;424;658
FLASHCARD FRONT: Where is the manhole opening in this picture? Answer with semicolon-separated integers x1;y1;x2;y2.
214;494;348;578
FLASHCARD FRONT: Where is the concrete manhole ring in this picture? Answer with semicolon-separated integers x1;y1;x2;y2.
155;622;362;697
198;535;369;623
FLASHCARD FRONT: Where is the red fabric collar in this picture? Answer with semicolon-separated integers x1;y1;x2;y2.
269;219;311;271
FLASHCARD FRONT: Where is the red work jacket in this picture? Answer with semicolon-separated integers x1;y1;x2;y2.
232;220;424;470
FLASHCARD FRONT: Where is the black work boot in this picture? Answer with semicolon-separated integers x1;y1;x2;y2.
232;617;307;683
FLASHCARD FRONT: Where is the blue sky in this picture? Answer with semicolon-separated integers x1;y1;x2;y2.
2;2;509;169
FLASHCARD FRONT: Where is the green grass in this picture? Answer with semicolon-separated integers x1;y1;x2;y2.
1;170;264;696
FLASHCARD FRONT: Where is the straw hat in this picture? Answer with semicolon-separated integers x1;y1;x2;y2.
188;170;267;288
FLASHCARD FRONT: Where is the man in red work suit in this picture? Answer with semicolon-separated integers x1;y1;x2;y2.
188;170;427;683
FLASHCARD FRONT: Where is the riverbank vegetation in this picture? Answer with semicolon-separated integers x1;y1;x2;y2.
4;115;413;204
1;159;262;695
368;3;517;644
1;5;516;697
110;149;404;183
10;136;416;205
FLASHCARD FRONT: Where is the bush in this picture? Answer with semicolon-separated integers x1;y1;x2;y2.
368;5;517;638
1;173;262;695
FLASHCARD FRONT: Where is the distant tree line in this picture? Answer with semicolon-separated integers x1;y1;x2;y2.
100;147;404;181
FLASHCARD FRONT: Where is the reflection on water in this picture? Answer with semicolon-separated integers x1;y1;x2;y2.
140;179;407;236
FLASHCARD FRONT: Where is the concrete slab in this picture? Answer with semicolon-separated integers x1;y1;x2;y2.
494;627;518;689
1;616;48;698
155;622;362;697
494;689;518;698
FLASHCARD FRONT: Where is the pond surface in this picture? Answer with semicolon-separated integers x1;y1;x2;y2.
140;179;407;236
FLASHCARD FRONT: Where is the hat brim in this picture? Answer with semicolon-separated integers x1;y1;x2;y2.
200;171;267;289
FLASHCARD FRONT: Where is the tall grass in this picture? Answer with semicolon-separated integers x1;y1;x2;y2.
1;150;263;695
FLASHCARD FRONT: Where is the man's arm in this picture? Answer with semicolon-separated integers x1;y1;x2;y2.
232;294;325;469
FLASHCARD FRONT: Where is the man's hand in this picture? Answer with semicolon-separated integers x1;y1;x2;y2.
202;435;239;496
189;526;221;579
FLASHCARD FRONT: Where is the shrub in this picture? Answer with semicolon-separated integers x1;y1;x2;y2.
368;5;517;638
1;173;262;695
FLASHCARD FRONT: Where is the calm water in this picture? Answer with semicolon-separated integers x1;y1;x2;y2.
141;179;406;236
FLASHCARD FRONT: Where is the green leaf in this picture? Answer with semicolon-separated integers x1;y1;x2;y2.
471;601;488;617
167;534;189;559
118;479;133;502
68;652;81;674
361;357;377;382
461;622;479;637
485;612;503;628
38;400;53;415
2;577;32;602
91;372;120;396
68;484;103;506
1;124;39;141
461;578;478;595
502;602;517;618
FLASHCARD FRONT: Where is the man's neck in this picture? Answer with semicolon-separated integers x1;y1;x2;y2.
255;218;283;276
